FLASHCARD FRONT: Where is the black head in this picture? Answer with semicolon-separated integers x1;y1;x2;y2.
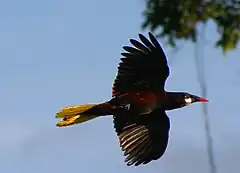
164;92;208;110
182;92;208;106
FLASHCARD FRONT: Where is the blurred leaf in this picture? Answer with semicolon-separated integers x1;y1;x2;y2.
142;0;240;54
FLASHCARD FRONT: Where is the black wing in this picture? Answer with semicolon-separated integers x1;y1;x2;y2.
113;109;170;166
112;32;169;97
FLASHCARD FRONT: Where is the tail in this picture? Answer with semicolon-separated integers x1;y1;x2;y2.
55;103;111;127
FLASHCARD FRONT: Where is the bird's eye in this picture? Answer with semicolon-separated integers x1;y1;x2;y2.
184;97;192;104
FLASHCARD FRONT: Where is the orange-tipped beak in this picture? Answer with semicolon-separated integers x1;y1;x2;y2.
199;97;209;102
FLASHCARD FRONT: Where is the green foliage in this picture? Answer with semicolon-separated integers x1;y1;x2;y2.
142;0;240;53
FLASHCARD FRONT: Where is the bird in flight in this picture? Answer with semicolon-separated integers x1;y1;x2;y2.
55;32;208;166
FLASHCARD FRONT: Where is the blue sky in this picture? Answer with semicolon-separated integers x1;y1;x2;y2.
1;0;240;173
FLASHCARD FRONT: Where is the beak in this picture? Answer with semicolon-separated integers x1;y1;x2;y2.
192;95;208;102
197;97;209;102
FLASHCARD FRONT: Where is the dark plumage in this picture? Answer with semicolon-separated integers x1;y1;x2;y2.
56;32;208;167
112;32;169;97
111;32;208;166
113;109;170;166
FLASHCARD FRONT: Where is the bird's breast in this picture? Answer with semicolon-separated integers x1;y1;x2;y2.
110;91;158;115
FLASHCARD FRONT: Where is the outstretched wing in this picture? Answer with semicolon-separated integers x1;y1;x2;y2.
112;32;169;97
113;109;170;166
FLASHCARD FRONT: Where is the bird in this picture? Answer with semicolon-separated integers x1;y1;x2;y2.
55;32;208;166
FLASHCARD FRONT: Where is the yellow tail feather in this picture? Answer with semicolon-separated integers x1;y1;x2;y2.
56;104;98;127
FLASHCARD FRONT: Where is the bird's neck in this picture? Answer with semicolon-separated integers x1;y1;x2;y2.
158;92;185;111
